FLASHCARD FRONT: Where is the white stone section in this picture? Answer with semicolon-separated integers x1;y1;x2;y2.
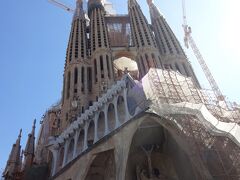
150;102;240;147
48;75;132;176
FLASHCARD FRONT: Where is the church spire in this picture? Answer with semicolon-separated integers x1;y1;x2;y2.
3;129;22;179
148;0;184;56
128;0;162;78
61;0;90;130
147;1;200;86
73;0;85;20
23;119;36;170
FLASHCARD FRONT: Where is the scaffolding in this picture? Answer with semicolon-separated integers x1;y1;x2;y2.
147;68;240;123
147;68;240;179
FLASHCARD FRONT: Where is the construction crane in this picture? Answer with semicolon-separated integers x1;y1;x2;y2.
181;0;225;101
48;0;74;13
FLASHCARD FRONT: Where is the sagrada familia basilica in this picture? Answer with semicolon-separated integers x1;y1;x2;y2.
3;0;240;179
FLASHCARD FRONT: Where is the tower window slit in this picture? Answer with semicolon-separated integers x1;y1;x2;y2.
100;56;104;78
175;63;181;73
151;54;156;67
140;56;146;75
94;59;98;83
182;63;190;77
81;67;85;92
145;54;150;69
74;68;78;85
66;71;71;99
87;67;92;93
106;55;110;78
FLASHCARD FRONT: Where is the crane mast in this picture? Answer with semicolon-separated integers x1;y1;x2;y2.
182;0;224;101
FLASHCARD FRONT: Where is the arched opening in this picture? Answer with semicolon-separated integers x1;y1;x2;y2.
100;56;104;78
117;96;126;124
182;63;190;77
140;56;146;76
145;54;150;70
57;147;64;170
81;67;85;92
106;55;111;78
74;68;78;85
94;59;98;83
151;53;156;67
125;118;199;180
107;103;116;131
97;111;105;139
113;56;138;80
66;71;71;99
67;139;74;163
48;151;53;175
85;150;116;180
77;130;84;154
87;121;95;147
175;63;181;74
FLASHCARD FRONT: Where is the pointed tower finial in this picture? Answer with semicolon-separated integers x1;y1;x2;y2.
23;119;36;170
3;129;22;178
147;0;153;5
33;119;36;129
18;129;22;139
74;0;85;20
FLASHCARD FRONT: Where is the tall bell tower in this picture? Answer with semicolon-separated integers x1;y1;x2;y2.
60;0;114;130
147;0;200;86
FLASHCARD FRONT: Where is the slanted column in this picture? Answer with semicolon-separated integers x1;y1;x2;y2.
104;104;109;135
103;55;108;82
83;124;88;150
49;147;59;176
179;63;187;76
114;96;120;128
84;65;88;94
73;130;80;158
62;140;70;167
108;54;114;81
123;89;130;121
94;113;99;143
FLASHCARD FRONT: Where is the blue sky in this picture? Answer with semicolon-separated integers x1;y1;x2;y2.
0;0;239;172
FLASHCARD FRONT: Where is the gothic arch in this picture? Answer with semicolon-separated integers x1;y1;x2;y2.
114;51;136;60
67;138;74;163
77;129;84;154
107;103;116;131
123;115;206;180
87;120;95;147
97;111;105;139
117;96;126;124
84;150;116;180
57;147;64;170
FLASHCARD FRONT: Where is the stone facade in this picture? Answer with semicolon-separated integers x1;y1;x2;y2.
3;0;240;180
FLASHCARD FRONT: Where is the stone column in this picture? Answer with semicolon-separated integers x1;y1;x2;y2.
62;140;70;167
83;124;88;150
73;130;80;158
94;113;99;143
123;89;130;121
108;54;114;82
84;65;88;94
104;104;109;135
179;63;187;76
49;147;59;176
114;97;120;128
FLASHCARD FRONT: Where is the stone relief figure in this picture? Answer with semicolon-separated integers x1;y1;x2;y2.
136;144;168;180
136;166;167;180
